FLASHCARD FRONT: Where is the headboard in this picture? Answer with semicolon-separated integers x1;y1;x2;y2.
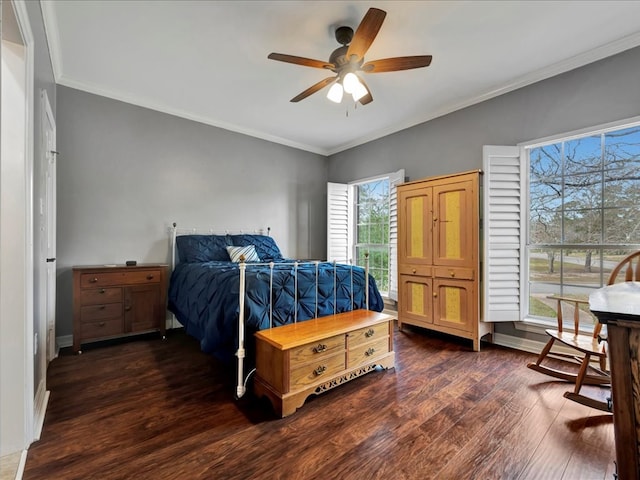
169;222;270;270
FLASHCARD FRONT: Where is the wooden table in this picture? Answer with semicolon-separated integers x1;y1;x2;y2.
590;282;640;480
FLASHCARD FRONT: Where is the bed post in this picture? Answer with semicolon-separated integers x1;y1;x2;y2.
365;252;370;310
171;222;177;271
236;256;247;398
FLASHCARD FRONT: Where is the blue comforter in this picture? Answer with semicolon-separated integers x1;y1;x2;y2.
168;260;384;362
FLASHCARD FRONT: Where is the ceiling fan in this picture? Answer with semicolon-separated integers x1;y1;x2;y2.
267;7;432;105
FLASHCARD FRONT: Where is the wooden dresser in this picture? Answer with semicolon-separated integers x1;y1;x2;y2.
253;310;395;417
590;282;640;480
72;264;168;353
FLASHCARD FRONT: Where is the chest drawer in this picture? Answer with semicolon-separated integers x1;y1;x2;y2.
434;266;475;280
80;318;123;339
289;333;345;364
290;352;345;390
80;287;122;305
348;337;390;369
80;270;161;288
80;303;122;322
348;322;390;347
399;264;432;277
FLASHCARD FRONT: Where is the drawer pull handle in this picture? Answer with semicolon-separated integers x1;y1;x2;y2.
365;328;375;338
89;277;98;283
365;348;376;357
125;306;132;311
450;271;455;277
99;322;105;327
98;305;106;310
313;365;327;376
412;268;417;274
99;289;105;294
146;274;154;280
313;344;327;353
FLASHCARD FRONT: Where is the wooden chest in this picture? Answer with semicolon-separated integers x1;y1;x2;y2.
253;309;395;417
72;264;168;353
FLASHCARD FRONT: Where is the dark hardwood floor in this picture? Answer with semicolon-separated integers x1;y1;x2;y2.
24;325;616;480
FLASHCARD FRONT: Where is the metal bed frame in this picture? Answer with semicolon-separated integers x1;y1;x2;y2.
169;223;370;398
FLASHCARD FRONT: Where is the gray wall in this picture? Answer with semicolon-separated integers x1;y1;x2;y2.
56;86;327;337
328;45;640;343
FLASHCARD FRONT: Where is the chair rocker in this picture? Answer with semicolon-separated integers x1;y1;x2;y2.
528;250;640;413
527;295;609;387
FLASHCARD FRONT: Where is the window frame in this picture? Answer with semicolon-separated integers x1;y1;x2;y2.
327;169;404;301
484;115;640;329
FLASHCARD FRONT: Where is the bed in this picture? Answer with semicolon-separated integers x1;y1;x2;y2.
167;224;384;397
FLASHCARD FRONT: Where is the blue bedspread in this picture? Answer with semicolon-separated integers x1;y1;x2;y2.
168;260;384;363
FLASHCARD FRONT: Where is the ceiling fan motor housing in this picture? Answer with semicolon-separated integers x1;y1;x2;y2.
335;26;353;45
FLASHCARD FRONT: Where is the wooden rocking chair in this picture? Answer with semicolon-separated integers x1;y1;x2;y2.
527;250;640;412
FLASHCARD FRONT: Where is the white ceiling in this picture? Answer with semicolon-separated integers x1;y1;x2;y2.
42;1;640;156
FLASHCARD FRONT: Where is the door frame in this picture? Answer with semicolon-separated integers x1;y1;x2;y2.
0;0;36;457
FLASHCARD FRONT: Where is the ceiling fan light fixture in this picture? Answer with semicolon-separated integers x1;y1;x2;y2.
342;72;361;95
327;82;344;103
351;81;368;102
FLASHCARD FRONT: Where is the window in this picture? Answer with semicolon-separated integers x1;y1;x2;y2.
483;120;640;325
327;169;404;300
527;125;640;320
355;179;390;293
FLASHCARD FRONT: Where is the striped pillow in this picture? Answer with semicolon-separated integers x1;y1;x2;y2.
226;245;260;263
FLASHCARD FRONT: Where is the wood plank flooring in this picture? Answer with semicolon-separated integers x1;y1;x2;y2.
24;325;616;480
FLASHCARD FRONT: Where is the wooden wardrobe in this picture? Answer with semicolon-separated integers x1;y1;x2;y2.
397;170;491;351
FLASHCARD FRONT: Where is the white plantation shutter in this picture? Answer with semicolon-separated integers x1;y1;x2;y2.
388;169;405;301
483;146;524;322
327;182;352;263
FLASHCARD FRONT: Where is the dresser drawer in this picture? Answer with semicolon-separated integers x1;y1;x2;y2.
80;303;122;322
80;270;161;288
348;322;389;347
434;266;475;280
290;352;345;390
289;333;345;364
80;318;123;339
348;337;390;369
80;287;122;305
399;264;432;277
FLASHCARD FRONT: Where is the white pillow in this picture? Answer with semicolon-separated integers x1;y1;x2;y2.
227;245;260;263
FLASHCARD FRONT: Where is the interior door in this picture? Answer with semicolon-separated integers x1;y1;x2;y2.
42;91;57;362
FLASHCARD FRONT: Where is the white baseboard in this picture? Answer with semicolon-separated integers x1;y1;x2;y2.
33;380;50;441
492;331;587;358
16;449;27;480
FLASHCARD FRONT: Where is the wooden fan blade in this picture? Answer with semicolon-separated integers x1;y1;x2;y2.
362;55;433;73
268;53;334;70
346;8;386;62
290;76;336;102
357;78;373;105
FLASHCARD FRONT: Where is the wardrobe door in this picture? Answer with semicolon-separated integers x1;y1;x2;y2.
398;185;433;267
432;179;476;268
